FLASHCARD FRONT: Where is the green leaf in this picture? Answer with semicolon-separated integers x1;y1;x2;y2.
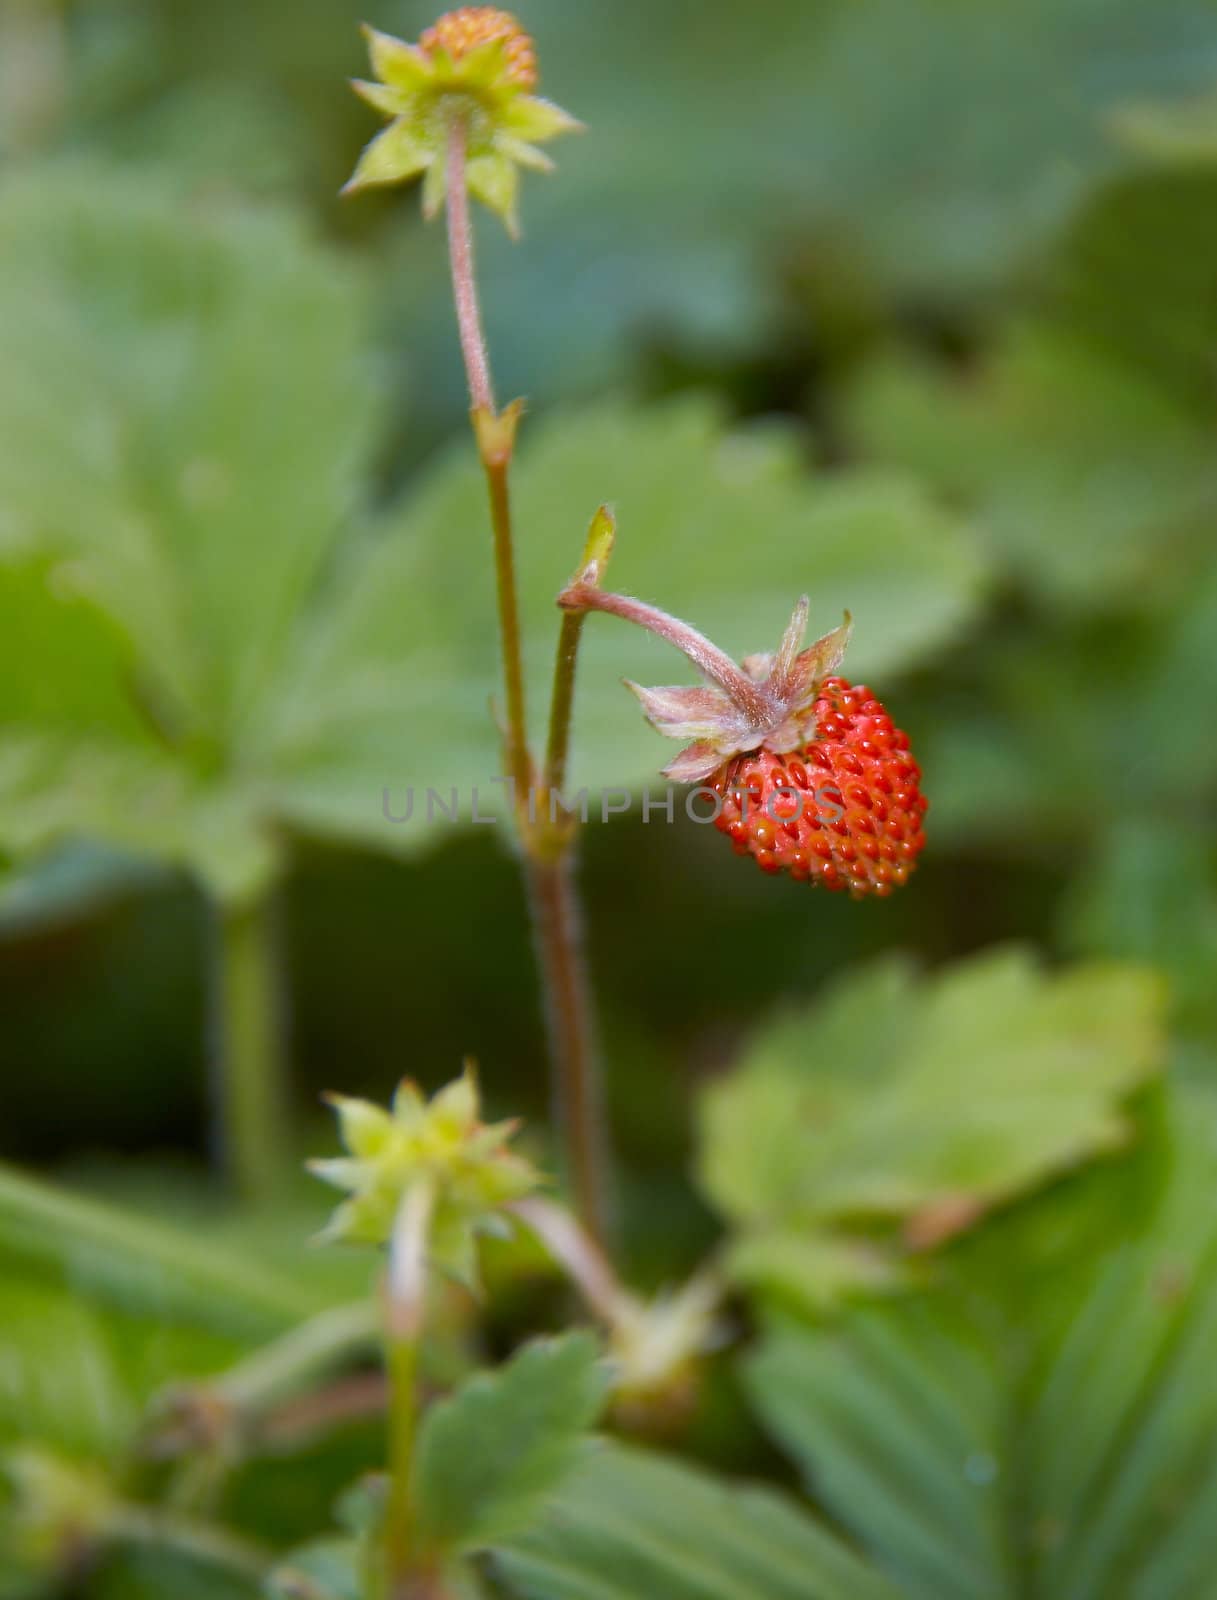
847;326;1217;610
388;0;1217;432
268;1538;362;1600
742;1092;1217;1600
918;567;1217;852
1048;166;1217;409
496;1439;903;1600
269;397;985;855
699;949;1167;1310
0;1163;319;1338
0;167;370;732
0;167;369;901
0;844;160;936
1110;85;1217;164
0;1276;240;1459
413;1333;608;1556
1061;824;1217;1048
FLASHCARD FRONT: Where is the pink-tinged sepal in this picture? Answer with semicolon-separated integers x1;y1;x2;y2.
783;613;853;711
625;681;746;743
560;569;855;781
662;741;727;784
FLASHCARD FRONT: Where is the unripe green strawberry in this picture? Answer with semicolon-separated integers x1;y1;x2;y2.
711;677;927;898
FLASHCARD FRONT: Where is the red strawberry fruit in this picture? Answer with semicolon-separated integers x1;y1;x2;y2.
711;677;926;897
558;573;926;898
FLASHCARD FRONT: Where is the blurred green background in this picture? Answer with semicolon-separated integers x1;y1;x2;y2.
2;0;1217;1593
3;0;1214;1176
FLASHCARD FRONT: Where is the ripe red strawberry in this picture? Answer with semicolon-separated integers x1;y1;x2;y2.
557;568;927;899
711;677;927;897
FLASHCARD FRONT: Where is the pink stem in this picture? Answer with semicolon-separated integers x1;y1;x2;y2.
445;120;495;414
559;583;776;729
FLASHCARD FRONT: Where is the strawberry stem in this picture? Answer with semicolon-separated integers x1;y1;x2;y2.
445;117;495;414
446;119;530;801
544;506;616;796
443;123;613;1251
210;892;291;1205
525;858;611;1247
559;583;777;731
383;1178;434;1598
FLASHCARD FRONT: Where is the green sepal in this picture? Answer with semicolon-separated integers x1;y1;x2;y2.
502;95;585;142
350;78;407;118
342;119;432;195
467;153;520;236
361;25;432;90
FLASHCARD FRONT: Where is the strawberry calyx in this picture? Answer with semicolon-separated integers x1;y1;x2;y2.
558;586;852;783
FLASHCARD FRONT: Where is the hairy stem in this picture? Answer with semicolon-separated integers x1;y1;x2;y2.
384;1179;434;1599
445;118;495;414
510;1194;626;1322
446;118;530;800
559;583;776;728
443;120;612;1248
210;893;290;1203
217;1301;380;1418
525;857;611;1247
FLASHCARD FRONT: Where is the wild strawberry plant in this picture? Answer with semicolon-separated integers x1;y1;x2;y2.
2;6;1217;1600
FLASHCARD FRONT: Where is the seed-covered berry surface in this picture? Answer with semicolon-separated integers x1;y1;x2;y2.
711;677;927;897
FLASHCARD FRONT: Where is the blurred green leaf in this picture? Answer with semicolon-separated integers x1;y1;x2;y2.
413;1333;607;1556
0;1163;321;1337
1061;825;1217;1047
743;1092;1217;1600
699;949;1167;1312
0;843;159;935
847;325;1217;610
496;1438;903;1600
1111;87;1217;164
0;1282;142;1458
267;1537;362;1600
386;0;1217;428
920;567;1217;851
90;1553;260;1600
0;1275;243;1461
0;166;370;900
1048;166;1217;407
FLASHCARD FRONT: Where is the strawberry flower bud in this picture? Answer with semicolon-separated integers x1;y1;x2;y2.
310;1064;542;1288
343;8;581;234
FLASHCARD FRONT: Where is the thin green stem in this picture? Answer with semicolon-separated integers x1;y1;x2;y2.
483;449;533;801
442;121;613;1248
544;507;616;798
210;892;291;1204
216;1301;380;1417
446;117;530;801
384;1179;434;1599
543;608;587;798
525;856;610;1247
